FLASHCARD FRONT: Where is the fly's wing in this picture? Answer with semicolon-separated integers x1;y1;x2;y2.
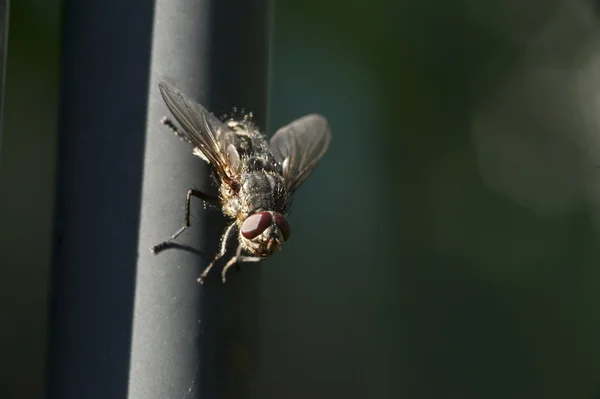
269;114;331;196
158;81;240;186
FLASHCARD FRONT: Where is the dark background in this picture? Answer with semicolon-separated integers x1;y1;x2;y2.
2;0;600;398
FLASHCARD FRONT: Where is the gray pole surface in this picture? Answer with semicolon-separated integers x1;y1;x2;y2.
48;0;268;398
0;0;9;160
131;0;268;398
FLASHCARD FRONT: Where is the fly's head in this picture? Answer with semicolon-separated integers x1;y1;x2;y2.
239;211;291;257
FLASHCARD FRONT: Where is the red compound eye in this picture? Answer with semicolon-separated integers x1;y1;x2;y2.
241;212;272;239
274;213;291;241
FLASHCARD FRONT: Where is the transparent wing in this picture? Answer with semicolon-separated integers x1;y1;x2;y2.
270;114;331;195
158;81;240;185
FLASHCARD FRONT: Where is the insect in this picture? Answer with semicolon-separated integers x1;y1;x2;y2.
150;81;332;284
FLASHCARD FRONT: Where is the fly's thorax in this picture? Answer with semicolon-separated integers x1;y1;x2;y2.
228;160;290;257
219;154;287;221
237;167;287;220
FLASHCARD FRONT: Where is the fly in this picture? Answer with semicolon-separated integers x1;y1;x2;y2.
150;81;332;284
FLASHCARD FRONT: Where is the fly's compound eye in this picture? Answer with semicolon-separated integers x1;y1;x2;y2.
274;213;291;241
241;211;273;240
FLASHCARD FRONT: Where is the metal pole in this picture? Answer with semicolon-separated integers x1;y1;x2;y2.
0;0;9;160
131;0;268;398
47;0;268;398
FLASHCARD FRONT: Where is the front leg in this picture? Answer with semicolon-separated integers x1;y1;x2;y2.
150;188;220;254
197;221;237;284
221;246;263;284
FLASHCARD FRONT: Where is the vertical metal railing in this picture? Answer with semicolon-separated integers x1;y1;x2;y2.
0;0;9;160
130;0;268;398
47;0;268;398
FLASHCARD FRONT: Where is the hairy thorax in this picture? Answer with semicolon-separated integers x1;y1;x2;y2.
220;156;288;223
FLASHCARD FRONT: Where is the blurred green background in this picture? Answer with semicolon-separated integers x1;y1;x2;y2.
3;0;600;398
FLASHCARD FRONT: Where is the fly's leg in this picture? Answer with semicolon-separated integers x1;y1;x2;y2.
150;189;220;254
221;247;263;284
160;117;195;146
161;116;179;133
233;244;243;272
235;246;242;271
197;221;237;284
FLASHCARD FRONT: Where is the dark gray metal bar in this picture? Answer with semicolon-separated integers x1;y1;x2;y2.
131;0;268;397
48;0;268;398
0;0;9;159
47;0;155;398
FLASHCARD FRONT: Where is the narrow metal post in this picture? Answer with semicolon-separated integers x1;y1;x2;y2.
47;0;268;398
131;1;268;398
0;0;9;158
